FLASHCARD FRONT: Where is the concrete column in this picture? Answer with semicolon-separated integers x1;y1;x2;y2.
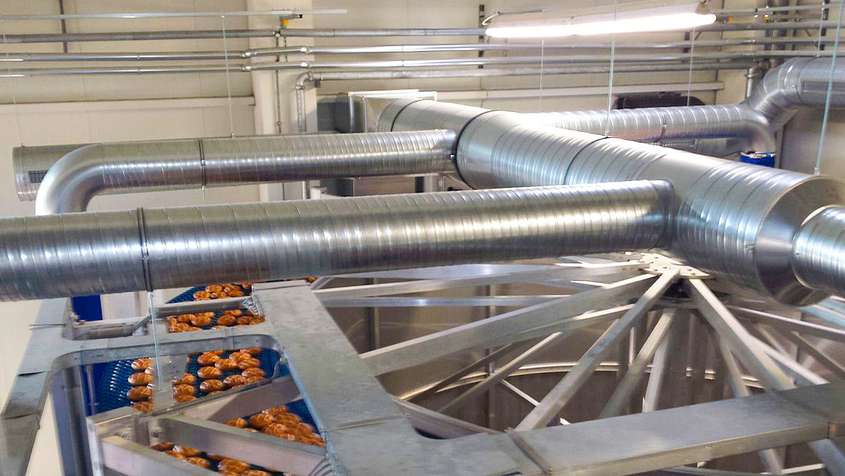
247;0;314;201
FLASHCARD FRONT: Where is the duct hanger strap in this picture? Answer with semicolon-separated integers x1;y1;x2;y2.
136;208;154;293
197;138;208;190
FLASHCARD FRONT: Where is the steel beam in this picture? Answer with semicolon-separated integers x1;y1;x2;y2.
517;270;677;430
688;279;845;474
362;274;654;376
600;310;675;418
100;436;216;476
509;382;845;475
439;332;567;415
730;306;845;343
408;343;520;402
314;262;640;299
709;324;784;474
158;415;327;475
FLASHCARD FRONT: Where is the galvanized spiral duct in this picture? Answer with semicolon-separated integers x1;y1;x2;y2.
15;58;845;204
384;100;845;304
746;57;845;128
523;104;775;155
34;130;457;214
0;181;671;300
793;206;845;297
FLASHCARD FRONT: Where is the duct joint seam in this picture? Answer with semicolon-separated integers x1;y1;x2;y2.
136;207;153;293
198;138;207;189
560;135;613;185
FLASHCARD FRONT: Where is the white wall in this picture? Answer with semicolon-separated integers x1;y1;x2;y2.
0;98;257;476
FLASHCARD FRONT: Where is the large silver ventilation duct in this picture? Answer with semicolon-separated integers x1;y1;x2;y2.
33;130;456;215
522;104;775;155
746;57;845;128
17;57;835;203
383;100;845;305
792;206;845;297
0;182;670;300
515;57;845;155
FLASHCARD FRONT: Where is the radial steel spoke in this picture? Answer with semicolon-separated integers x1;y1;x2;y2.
439;332;568;415
707;324;784;474
688;279;793;389
688;279;845;473
802;301;845;328
780;331;845;380
500;380;569;425
729;306;845;343
517;270;679;430
755;333;827;386
315;263;641;299
642;309;677;413
320;295;569;308
361;274;655;376
407;343;522;402
393;399;498;438
600;310;675;418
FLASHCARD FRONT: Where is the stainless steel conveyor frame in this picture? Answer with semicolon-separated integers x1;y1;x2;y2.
3;260;845;476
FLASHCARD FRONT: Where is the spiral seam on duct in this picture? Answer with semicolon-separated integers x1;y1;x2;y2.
34;130;458;214
523;104;776;155
14;58;845;202
0;181;671;300
411;99;845;304
793;206;845;296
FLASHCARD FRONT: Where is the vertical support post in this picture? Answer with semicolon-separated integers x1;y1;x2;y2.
52;367;93;476
486;284;498;429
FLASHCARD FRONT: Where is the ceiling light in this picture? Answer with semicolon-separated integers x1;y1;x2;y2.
485;1;717;39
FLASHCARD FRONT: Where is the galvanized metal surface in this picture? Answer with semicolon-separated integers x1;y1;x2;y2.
385;99;845;304
0;182;670;300
524;104;775;155
793;206;845;298
33;130;457;214
3;268;844;476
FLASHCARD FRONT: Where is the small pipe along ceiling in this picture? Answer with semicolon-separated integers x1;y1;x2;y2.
1;59;845;305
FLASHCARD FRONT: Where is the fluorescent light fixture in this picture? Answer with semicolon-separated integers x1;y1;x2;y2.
485;1;716;39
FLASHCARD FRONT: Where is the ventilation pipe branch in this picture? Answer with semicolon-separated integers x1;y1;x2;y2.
33;130;457;215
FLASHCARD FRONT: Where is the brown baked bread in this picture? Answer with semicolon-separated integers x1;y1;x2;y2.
197;366;222;380
127;386;152;401
128;372;153;386
199;379;225;393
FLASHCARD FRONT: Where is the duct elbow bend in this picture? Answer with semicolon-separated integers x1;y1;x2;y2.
740;106;777;153
34;139;204;215
744;57;845;129
744;58;809;128
35;144;104;215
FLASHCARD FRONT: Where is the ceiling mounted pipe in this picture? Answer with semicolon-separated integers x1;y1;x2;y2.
522;57;845;154
522;104;775;155
12;62;755;202
32;130;457;215
4;20;845;45
5;50;844;78
0;181;671;300
2;38;840;63
0;29;278;44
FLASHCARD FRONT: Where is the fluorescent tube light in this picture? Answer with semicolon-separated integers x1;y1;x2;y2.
485;2;717;39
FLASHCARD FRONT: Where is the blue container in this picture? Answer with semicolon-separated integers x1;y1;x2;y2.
739;151;776;168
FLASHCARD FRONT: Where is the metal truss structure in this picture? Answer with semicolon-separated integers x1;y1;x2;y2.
2;255;845;475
